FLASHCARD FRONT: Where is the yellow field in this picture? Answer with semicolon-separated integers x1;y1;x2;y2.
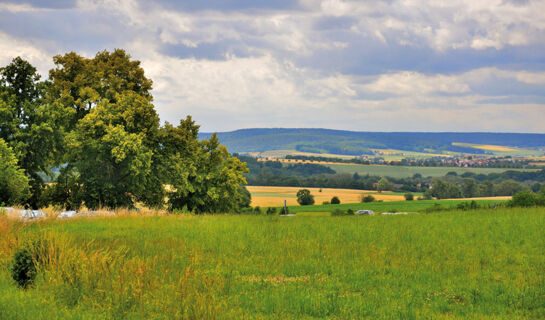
452;142;516;152
247;186;406;207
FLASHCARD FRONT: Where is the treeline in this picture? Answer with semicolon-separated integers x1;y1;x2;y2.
0;52;248;213
238;154;545;198
285;155;533;169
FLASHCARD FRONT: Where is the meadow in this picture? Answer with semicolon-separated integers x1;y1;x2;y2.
1;208;544;319
286;198;509;214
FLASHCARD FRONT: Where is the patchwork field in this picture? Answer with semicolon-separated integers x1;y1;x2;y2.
452;142;545;157
247;186;410;207
327;163;539;178
1;208;544;319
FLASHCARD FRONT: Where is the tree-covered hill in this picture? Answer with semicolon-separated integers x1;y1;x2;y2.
199;128;545;155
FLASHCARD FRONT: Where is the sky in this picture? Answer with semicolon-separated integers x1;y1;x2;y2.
1;0;544;133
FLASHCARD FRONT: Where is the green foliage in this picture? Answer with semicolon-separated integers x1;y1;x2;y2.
296;189;315;205
430;179;462;199
330;196;340;204
361;195;375;203
10;249;36;288
266;207;277;215
1;57;69;208
67;93;158;209
494;180;526;196
508;190;545;207
165;119;248;213
41;167;83;210
47;49;153;127
0;138;29;205
404;193;414;201
377;177;393;192
456;200;480;210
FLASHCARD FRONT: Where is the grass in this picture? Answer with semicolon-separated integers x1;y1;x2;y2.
1;208;545;319
287;199;508;214
326;163;539;179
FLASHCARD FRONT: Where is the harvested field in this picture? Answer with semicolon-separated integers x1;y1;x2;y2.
247;186;406;207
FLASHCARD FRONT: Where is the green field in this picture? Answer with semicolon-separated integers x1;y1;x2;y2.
326;163;538;178
286;199;507;214
2;208;545;319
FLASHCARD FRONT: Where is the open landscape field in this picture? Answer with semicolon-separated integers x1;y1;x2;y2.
286;198;509;214
247;186;413;207
326;163;539;178
1;208;544;319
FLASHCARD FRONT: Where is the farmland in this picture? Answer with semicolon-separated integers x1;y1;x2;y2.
247;186;413;207
326;163;539;179
1;208;545;319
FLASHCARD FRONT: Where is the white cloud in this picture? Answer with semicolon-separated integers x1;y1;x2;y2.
0;32;52;76
363;71;470;95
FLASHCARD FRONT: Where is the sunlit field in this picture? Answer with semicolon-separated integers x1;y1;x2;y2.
1;208;544;319
247;186;410;207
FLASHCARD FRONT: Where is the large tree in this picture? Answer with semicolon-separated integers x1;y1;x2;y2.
47;49;153;128
0;138;29;205
0;57;69;208
163;117;248;213
67;92;160;209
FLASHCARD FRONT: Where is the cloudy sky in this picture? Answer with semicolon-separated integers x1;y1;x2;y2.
1;0;544;132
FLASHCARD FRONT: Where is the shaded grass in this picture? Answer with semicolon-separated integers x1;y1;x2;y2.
1;208;545;319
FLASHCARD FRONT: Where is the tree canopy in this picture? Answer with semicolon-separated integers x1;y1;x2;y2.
0;52;248;212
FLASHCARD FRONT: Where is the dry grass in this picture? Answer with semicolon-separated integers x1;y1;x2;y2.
247;186;406;207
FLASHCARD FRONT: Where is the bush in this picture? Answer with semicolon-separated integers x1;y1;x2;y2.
10;248;37;288
331;209;346;216
509;190;538;207
346;209;354;215
404;193;414;201
296;189;315;206
361;195;375;203
266;207;277;215
456;200;480;210
330;196;341;205
253;206;262;214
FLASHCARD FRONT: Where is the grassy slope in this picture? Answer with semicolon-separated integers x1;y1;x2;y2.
326;163;539;178
2;208;545;319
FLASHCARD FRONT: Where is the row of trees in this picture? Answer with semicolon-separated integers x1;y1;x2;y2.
0;51;248;212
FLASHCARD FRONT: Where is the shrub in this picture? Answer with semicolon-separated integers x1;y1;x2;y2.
296;189;315;206
509;190;538;207
253;206;262;214
404;193;414;201
331;209;346;216
346;209;354;215
456;200;480;210
266;207;277;215
361;195;375;203
10;248;37;288
330;196;341;205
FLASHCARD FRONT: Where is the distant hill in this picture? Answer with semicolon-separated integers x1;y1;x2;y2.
199;128;545;156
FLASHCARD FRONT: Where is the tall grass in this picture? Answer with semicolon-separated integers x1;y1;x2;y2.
1;208;544;319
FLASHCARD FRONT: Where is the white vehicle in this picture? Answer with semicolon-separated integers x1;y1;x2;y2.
355;210;374;215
